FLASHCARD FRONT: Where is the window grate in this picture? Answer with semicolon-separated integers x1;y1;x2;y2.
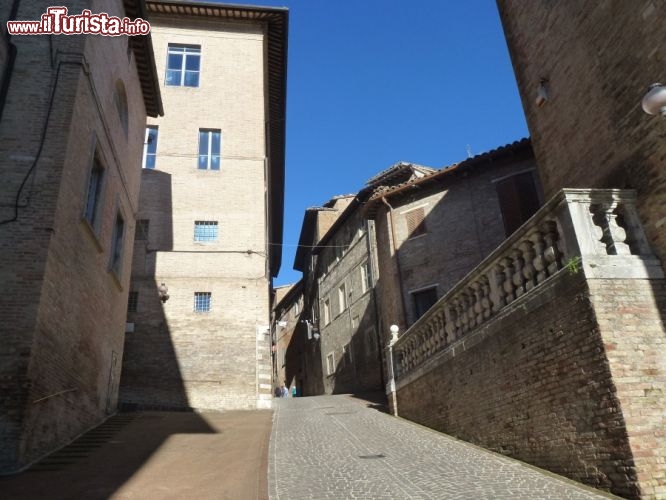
194;292;211;312
127;292;138;313
405;207;426;238
194;220;218;242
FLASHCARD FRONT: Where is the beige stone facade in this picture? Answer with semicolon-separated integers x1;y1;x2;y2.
120;2;287;411
0;0;161;473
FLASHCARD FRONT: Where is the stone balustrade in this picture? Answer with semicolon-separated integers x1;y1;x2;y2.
392;189;662;381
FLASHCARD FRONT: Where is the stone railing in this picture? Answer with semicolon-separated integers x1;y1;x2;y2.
392;189;663;382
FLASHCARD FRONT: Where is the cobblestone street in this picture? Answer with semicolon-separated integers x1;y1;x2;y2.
270;395;616;500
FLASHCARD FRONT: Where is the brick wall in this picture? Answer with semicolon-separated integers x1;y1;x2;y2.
496;0;666;267
119;15;273;410
374;156;539;333
0;0;149;472
396;268;666;498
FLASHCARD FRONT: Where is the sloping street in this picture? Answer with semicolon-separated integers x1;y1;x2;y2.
0;394;621;499
270;395;616;500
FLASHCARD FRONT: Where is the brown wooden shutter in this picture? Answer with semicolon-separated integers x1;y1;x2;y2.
406;207;426;238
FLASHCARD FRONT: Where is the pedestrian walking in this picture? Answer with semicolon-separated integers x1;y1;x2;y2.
281;385;289;398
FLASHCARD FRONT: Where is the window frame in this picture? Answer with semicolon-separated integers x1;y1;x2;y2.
142;126;158;169
338;283;347;313
323;297;331;326
410;285;439;324
198;128;221;170
165;43;201;88
360;261;371;294
403;205;428;240
108;207;126;279
83;148;107;235
326;352;335;376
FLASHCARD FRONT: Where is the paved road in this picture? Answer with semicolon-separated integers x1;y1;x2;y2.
269;395;615;500
1;410;271;500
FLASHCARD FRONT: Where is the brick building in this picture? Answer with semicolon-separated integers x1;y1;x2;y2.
387;3;666;497
496;0;666;270
365;140;540;335
0;0;162;473
119;1;287;411
272;281;304;394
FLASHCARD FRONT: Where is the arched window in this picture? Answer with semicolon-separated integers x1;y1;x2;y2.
114;79;128;137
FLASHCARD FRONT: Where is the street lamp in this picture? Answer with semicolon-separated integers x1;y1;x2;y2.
642;83;666;116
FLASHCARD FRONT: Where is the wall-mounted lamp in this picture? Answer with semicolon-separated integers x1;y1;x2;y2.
535;79;549;107
642;83;666;116
158;282;169;303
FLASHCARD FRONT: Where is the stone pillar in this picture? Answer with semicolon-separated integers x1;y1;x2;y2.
386;325;399;416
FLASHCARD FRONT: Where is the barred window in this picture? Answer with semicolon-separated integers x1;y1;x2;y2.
127;291;138;313
194;221;218;242
136;219;149;241
194;292;211;312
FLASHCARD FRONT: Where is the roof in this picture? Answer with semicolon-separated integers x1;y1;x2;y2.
146;0;288;277
366;138;533;212
123;0;164;116
366;162;436;187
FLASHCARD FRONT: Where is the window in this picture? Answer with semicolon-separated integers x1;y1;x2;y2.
323;298;331;325
110;212;125;276
166;44;201;87
194;292;211;312
405;207;427;238
198;129;221;170
338;283;347;312
84;154;105;228
326;352;335;376
351;315;359;329
142;126;158;169
136;219;149;241
366;327;377;353
360;262;371;293
495;171;541;236
411;287;438;323
343;343;353;366
194;221;218;242
127;291;138;313
114;80;128;136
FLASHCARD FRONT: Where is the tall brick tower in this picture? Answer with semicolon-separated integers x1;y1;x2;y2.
119;1;287;411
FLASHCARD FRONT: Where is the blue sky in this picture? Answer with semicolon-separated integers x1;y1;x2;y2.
233;0;529;286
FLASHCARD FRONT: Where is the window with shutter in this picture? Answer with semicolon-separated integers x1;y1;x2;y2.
405;207;426;238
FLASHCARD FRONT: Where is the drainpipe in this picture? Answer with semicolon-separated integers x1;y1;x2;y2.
381;197;408;329
0;0;21;123
364;218;385;390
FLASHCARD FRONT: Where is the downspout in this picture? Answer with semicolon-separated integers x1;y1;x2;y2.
381;196;408;331
0;0;21;123
364;218;385;390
